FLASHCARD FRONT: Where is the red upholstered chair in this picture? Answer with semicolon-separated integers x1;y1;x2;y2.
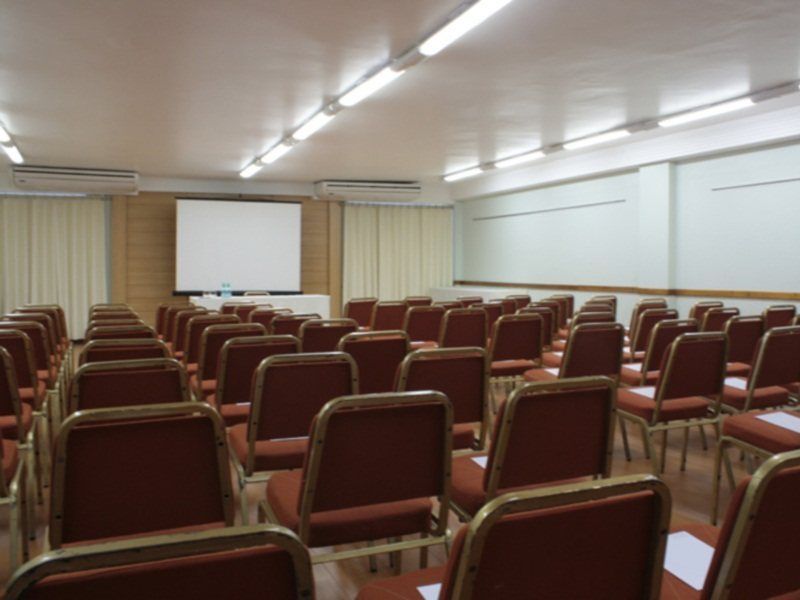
90;303;133;312
338;331;410;394
154;303;171;338
67;358;191;414
233;303;265;322
449;377;617;520
550;293;575;320
544;296;569;331
260;391;452;565
404;296;433;307
299;318;358;353
623;308;679;363
85;325;157;342
620;319;699;386
49;403;234;549
435;301;463;311
220;301;252;315
490;298;516;315
626;298;668;339
617;332;727;474
589;294;618;312
473;303;503;339
86;318;144;332
724;315;764;377
397;348;489;452
357;474;670;600
371;301;407;331
403;305;444;350
5;524;314;600
170;308;208;358
270;313;321;337
0;321;55;389
14;308;65;359
505;295;531;312
439;308;487;349
488;314;543;383
228;352;357;523
762;304;797;330
79;339;170;366
162;305;188;344
20;305;68;347
688;300;723;322
550;311;615;353
701;306;739;332
209;335;299;427
5;313;60;370
248;307;292;330
193;323;266;399
0;331;41;436
517;305;555;349
579;301;614;315
182;314;240;374
456;296;483;307
667;450;800;598
89;310;139;322
343;297;378;329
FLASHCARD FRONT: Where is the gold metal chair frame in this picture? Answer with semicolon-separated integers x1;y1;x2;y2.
258;390;453;566
487;313;544;408
79;338;170;366
298;318;359;351
625;319;698;387
625;308;679;363
761;304;797;326
402;305;445;342
269;313;322;335
196;323;267;387
625;299;668;340
182;314;240;364
337;329;411;353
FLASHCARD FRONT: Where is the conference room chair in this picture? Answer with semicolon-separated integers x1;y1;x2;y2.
533;299;563;336
688;300;724;322
624;308;679;363
90;303;133;312
589;293;618;311
17;305;68;353
403;305;445;349
220;300;254;315
551;310;615;352
244;290;271;296
620;319;699;386
259;391;451;566
0;321;55;388
701;306;740;332
162;305;189;344
79;338;171;365
233;303;267;322
357;474;670;600
228;352;357;523
626;298;669;339
154;302;171;338
448;377;616;520
724;315;764;377
86;317;144;332
404;295;433;307
248;306;292;330
473;302;503;338
170;307;209;358
67;358;191;414
5;525;315;600
490;298;516;315
617;332;727;473
550;293;575;320
397;347;489;452
193;323;267;398
505;294;531;312
544;295;570;331
517;305;555;349
4;313;59;368
343;297;378;329
299;318;358;352
49;402;234;550
270;313;321;337
456;295;483;307
84;324;157;342
439;308;487;349
182;313;240;374
208;334;299;426
337;330;410;394
719;325;800;415
526;322;625;383
487;314;543;388
370;301;407;331
435;300;463;311
0;331;42;471
89;309;139;322
762;303;797;330
667;450;800;598
578;300;615;315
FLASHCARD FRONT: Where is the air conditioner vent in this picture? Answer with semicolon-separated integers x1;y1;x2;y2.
12;166;139;194
314;180;421;202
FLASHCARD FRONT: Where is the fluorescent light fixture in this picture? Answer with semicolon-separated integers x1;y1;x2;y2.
293;111;335;141
239;162;262;178
658;97;755;127
260;142;293;165
444;167;483;182
339;67;404;107
419;0;515;56
2;144;23;164
0;123;9;143
563;129;631;150
495;150;545;169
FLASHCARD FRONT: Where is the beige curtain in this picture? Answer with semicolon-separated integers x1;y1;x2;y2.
0;195;109;337
343;203;453;300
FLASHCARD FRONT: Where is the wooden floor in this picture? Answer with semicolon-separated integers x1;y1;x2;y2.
0;388;747;599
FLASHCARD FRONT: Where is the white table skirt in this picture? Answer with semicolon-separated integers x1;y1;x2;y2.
190;294;331;319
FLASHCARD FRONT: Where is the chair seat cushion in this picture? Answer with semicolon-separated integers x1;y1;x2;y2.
173;351;184;360
660;523;720;600
722;380;790;411
19;380;47;406
37;367;57;388
619;363;659;386
453;423;476;451
410;340;438;350
541;352;563;368
783;382;800;395
617;388;710;423
722;411;800;454
186;363;198;376
490;359;537;377
213;401;250;427
522;367;559;382
0;402;33;441
190;375;217;398
622;348;645;362
551;340;566;352
725;362;751;377
228;424;307;472
557;327;570;339
266;470;433;547
3;438;18;484
356;567;445;600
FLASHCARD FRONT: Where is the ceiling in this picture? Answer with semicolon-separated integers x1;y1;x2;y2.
1;0;799;183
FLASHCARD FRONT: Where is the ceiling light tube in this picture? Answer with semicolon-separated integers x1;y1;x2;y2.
658;97;755;127
293;110;335;141
2;144;23;164
260;142;294;165
495;149;545;169
444;166;484;182
563;129;631;150
0;123;10;143
339;67;404;107
419;0;515;57
239;162;262;178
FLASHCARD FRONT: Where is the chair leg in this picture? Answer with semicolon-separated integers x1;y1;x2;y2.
698;425;708;450
239;478;250;525
680;425;690;471
744;453;755;475
9;497;18;572
24;447;36;541
20;466;29;563
640;424;651;459
644;431;659;474
367;540;377;573
660;430;668;474
619;417;631;461
711;440;725;525
389;537;402;575
419;532;429;568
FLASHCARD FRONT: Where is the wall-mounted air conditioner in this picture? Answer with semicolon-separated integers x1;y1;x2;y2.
12;166;139;195
314;180;422;202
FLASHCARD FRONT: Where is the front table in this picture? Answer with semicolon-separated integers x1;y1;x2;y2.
190;294;331;319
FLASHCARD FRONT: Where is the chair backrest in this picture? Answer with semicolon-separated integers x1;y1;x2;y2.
90;310;139;322
725;316;764;365
337;331;410;394
506;295;531;312
533;299;561;328
270;313;321;337
580;301;614;315
0;329;39;392
171;308;209;352
491;298;517;315
545;296;570;328
87;318;144;332
489;314;543;363
297;392;451;542
198;323;267;383
248;307;292;329
404;296;433;307
0;320;51;371
50;403;234;549
484;377;616;496
85;325;157;342
589;294;618;312
688;300;724;322
216;335;300;406
630;308;679;353
640;319;699;374
569;310;615;330
163;305;189;343
220;301;253;315
343;297;378;328
370;301;407;331
154;303;171;336
438;475;669;600
457;296;483;307
183;314;240;365
90;303;132;312
233;303;265;322
403;305;445;343
628;299;668;339
440;308;487;349
550;294;575;319
749;326;800;390
0;347;23;442
5;312;58;356
560;322;625;379
517;306;555;348
6;525;315;600
20;305;69;343
435;301;463;311
701;306;740;332
299;318;358;353
762;304;797;330
79;339;170;365
68;358;191;414
473;303;503;336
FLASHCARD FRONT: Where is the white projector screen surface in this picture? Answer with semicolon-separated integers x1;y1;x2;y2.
176;199;301;292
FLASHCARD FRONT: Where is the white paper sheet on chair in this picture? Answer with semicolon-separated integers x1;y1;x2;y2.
417;583;442;600
632;387;656;399
623;363;643;372
553;351;563;357
756;412;800;434
544;367;559;375
664;531;714;591
724;377;748;391
471;455;489;468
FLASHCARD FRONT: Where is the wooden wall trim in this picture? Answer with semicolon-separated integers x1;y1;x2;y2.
453;280;800;301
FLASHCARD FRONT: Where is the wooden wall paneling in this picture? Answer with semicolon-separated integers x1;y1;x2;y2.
110;196;128;304
327;201;343;317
